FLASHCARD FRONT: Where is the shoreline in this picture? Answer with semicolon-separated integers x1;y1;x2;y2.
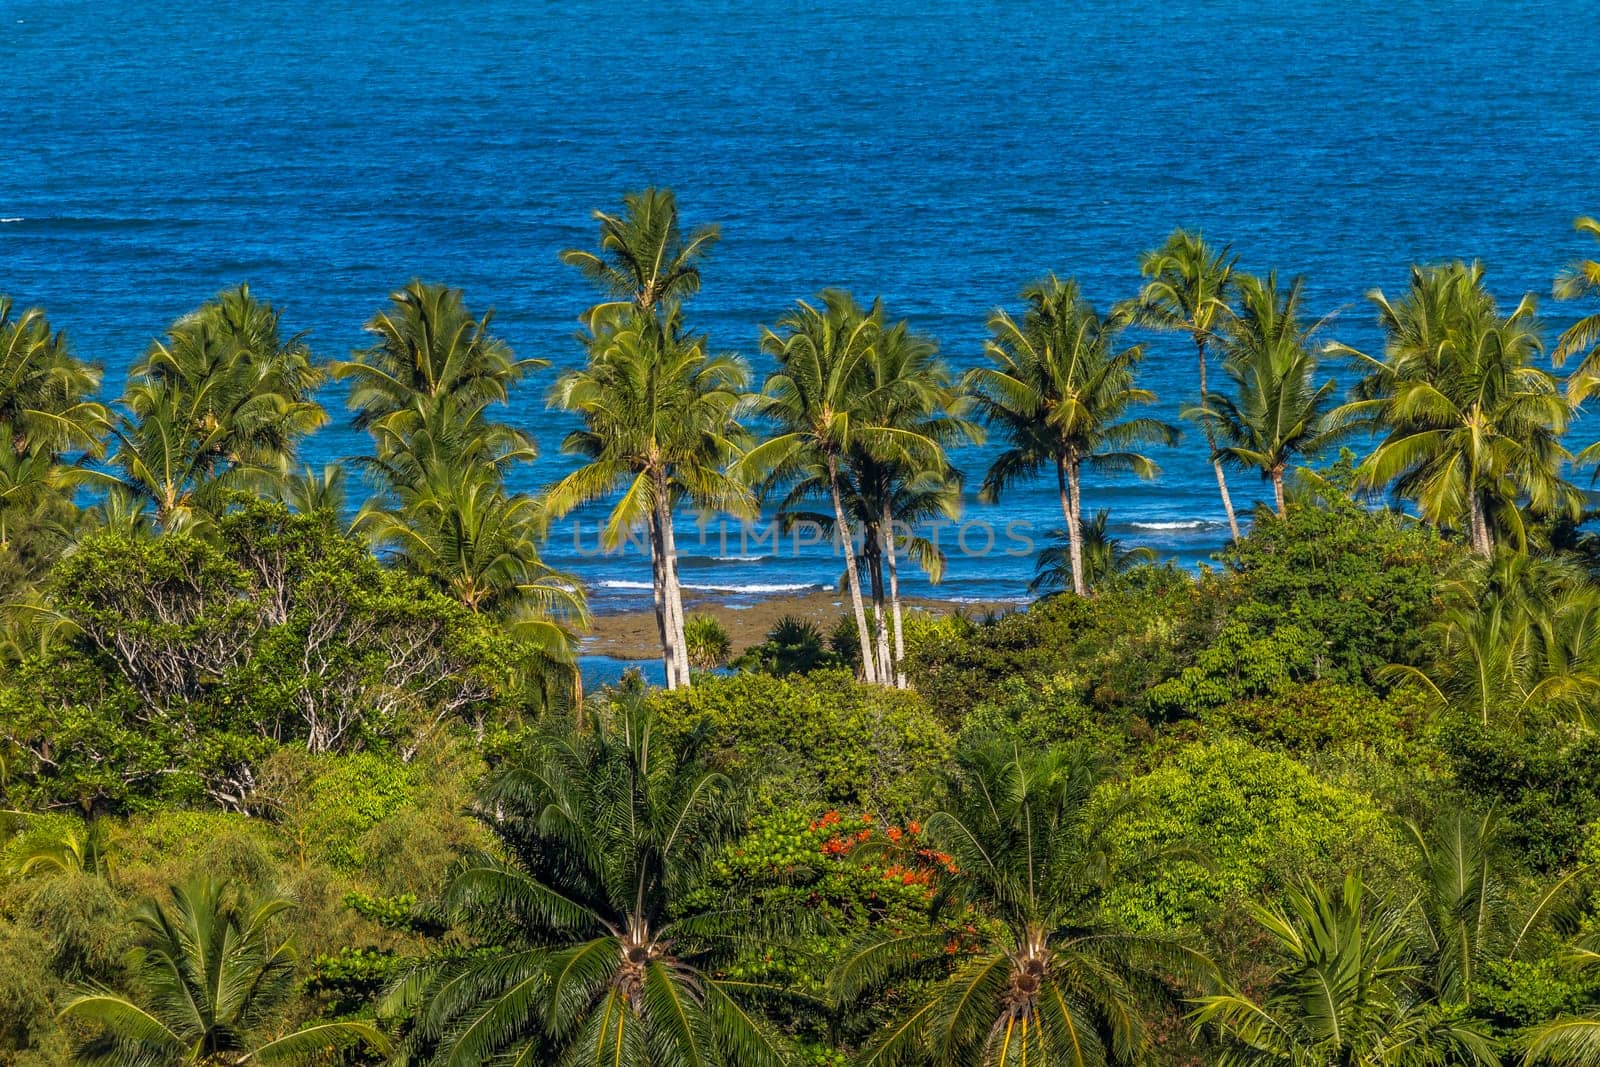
580;588;1026;661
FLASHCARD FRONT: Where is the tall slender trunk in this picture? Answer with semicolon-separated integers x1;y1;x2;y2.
829;453;880;684
882;496;908;688
869;531;891;685
1467;489;1493;557
1066;458;1086;596
655;476;692;687
1271;466;1286;518
648;513;680;689
1056;456;1084;597
1196;336;1241;541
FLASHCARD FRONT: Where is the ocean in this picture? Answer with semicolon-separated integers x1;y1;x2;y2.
5;0;1600;627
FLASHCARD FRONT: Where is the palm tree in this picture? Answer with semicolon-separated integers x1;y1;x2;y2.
746;292;936;684
1381;551;1600;725
1329;261;1579;557
974;275;1176;597
384;700;785;1066
332;280;542;433
1524;931;1600;1064
559;187;720;318
59;877;388;1065
770;314;976;685
832;741;1208;1065
1132;229;1243;540
547;309;753;689
1030;509;1157;595
107;287;326;527
1187;272;1344;517
1190;874;1496;1065
357;462;587;644
0;297;109;458
1403;810;1586;1009
1553;214;1600;404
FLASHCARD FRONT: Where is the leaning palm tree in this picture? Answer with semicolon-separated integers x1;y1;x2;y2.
974;275;1176;597
383;700;786;1066
1190;874;1496;1065
559;187;720;318
1553;214;1600;404
59;877;388;1066
1187;272;1345;516
1132;230;1243;540
547;309;752;689
832;741;1209;1065
1329;261;1579;556
1030;509;1157;595
745;292;937;684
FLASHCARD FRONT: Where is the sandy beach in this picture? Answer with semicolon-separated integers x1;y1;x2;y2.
582;588;1024;660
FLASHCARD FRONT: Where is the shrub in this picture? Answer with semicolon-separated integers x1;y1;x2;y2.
957;672;1127;754
736;615;838;677
646;670;952;814
1143;618;1318;720
1100;738;1404;930
254;750;417;874
1219;481;1459;683
1200;679;1433;763
683;613;732;670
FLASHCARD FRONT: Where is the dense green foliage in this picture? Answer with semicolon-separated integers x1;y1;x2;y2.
6;198;1600;1063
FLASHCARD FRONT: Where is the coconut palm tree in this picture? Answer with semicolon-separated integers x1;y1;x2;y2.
974;275;1176;597
1190;874;1496;1065
746;292;939;684
357;462;587;645
1329;261;1579;557
832;741;1209;1065
59;877;388;1066
559;187;720;319
1553;215;1600;405
1187;272;1345;517
106;287;326;527
332;281;542;432
383;699;785;1066
1029;509;1157;595
1132;229;1243;540
0;297;109;458
547;309;752;689
769;314;977;685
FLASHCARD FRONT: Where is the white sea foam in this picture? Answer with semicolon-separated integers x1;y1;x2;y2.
682;581;818;594
596;578;819;595
713;554;766;562
0;218;22;223
1129;520;1210;530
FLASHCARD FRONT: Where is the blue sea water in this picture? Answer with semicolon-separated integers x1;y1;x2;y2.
4;0;1600;630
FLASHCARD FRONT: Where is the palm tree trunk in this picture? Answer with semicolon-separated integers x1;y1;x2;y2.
1272;466;1286;518
868;529;892;685
1467;489;1493;557
655;480;692;687
1057;456;1085;597
829;453;880;684
1066;458;1086;596
882;496;908;689
647;513;680;689
1196;337;1241;541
